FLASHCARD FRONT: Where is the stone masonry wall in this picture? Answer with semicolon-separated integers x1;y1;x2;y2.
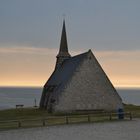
54;51;123;112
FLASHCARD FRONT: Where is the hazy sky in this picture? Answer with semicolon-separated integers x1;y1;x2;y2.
0;0;140;88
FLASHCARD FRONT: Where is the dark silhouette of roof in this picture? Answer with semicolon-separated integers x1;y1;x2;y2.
47;51;88;86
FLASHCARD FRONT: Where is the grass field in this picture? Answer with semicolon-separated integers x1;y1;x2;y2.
0;104;139;130
0;108;49;121
123;104;140;118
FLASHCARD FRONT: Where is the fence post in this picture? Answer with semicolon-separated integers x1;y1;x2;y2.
130;112;132;120
88;115;90;122
65;116;69;124
18;121;21;128
43;120;45;126
109;113;112;120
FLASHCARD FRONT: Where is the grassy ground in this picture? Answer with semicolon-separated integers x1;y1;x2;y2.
0;104;139;130
0;108;50;121
0;104;140;121
124;104;140;118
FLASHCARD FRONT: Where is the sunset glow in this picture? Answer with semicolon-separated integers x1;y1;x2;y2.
0;46;139;88
0;1;140;88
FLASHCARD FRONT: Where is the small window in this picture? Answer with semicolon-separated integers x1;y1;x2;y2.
50;98;56;103
46;85;56;92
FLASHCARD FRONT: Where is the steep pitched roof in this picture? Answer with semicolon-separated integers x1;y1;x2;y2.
40;49;123;110
45;51;89;87
40;51;89;108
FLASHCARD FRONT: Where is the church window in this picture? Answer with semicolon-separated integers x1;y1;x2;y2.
50;98;56;103
46;85;56;92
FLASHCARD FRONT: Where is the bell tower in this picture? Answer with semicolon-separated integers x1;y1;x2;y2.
55;20;71;69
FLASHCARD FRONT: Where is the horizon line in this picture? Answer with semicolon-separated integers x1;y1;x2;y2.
0;85;140;89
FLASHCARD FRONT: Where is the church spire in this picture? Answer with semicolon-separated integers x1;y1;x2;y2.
55;20;71;69
57;20;70;57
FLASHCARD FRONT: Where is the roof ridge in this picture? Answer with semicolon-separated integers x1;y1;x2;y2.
71;50;89;59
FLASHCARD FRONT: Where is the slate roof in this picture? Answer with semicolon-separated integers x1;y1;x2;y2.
40;51;89;107
45;51;89;87
40;20;123;111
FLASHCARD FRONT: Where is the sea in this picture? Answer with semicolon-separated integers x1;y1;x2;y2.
0;87;140;110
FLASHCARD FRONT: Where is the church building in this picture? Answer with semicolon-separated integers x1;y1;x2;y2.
40;20;123;113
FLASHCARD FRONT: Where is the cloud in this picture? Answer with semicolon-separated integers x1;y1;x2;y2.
0;45;139;87
0;44;84;57
0;45;57;55
95;50;140;59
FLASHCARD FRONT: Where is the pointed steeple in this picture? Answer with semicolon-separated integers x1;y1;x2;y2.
57;20;70;57
55;20;71;69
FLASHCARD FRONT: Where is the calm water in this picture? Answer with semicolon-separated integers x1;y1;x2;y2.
0;87;140;110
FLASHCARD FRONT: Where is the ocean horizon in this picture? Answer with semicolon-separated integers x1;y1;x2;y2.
0;86;140;110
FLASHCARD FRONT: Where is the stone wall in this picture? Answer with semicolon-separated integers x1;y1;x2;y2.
54;51;123;112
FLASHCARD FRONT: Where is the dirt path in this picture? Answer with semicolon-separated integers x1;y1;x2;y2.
0;120;140;140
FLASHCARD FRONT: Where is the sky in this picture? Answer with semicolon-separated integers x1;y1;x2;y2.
0;0;140;88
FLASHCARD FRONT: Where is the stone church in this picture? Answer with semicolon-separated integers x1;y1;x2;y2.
40;20;123;113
